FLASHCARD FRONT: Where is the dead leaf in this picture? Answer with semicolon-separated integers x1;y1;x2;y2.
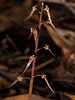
64;92;75;100
44;23;75;49
3;94;51;100
0;15;12;32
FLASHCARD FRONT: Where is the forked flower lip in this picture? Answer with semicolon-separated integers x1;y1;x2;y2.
32;5;37;11
17;76;23;81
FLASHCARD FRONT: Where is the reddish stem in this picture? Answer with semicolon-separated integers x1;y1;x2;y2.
28;3;44;100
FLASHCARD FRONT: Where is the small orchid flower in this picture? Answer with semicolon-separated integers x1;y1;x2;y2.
44;44;56;57
44;44;49;50
21;55;35;76
5;76;30;88
44;5;52;23
25;5;37;21
5;76;23;88
44;5;56;29
30;28;38;44
33;29;38;43
41;74;55;94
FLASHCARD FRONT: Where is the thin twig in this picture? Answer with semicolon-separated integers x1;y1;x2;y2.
54;78;75;83
27;58;55;72
6;34;21;53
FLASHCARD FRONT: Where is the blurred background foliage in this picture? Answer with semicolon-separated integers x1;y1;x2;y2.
0;0;75;100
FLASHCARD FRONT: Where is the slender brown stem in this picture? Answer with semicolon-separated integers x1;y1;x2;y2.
34;74;42;78
28;3;44;100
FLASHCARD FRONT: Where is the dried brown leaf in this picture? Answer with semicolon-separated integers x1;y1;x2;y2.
64;92;75;100
3;94;51;100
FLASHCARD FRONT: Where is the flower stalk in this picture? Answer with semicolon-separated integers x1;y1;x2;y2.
28;3;44;100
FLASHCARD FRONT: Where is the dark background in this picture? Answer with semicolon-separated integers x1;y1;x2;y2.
0;0;75;100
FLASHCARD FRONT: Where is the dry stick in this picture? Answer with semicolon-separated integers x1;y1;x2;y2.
27;58;55;72
64;3;75;15
28;3;44;100
9;56;30;61
54;78;75;84
0;52;20;61
6;34;20;53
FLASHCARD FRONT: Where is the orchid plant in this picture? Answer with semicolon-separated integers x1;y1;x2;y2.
6;3;56;100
